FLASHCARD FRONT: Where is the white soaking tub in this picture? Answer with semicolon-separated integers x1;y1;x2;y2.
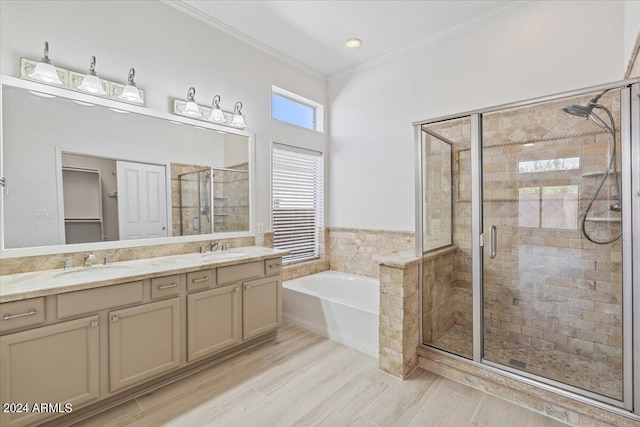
283;270;379;357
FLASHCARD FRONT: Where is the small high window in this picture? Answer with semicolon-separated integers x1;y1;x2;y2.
271;86;324;132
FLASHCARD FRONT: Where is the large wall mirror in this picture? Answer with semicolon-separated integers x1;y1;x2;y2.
1;82;252;251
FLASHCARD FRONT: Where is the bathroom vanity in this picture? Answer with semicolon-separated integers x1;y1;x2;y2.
0;247;284;427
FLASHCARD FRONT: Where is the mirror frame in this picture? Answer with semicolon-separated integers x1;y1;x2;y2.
0;74;256;259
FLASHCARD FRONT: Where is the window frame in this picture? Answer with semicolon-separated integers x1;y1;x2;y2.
271;85;324;133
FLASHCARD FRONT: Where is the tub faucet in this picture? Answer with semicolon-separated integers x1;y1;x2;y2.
211;242;220;252
103;254;113;265
220;242;227;251
83;253;96;268
199;244;207;254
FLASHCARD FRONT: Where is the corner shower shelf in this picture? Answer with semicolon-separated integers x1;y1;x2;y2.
584;217;621;223
581;170;621;177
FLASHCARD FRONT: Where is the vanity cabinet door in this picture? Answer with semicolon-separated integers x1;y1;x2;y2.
109;298;180;393
187;285;240;362
242;276;282;341
0;316;99;427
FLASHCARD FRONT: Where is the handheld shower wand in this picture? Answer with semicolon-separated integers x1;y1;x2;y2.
562;90;621;244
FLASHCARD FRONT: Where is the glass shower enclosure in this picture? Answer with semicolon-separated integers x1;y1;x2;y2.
415;79;639;414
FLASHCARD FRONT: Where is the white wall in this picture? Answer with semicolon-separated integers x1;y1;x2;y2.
0;0;327;249
624;0;640;67
328;0;627;231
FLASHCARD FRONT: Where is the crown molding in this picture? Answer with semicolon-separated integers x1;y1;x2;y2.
161;0;327;81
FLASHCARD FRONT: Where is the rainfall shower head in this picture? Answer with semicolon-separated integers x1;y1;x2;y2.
562;92;612;133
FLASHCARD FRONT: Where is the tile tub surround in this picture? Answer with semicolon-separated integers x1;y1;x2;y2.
328;227;415;278
0;245;282;302
0;236;255;276
377;252;421;379
418;347;640;427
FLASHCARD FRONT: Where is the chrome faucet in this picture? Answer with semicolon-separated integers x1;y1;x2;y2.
199;244;207;254
211;242;220;252
83;253;97;268
57;258;73;270
220;242;227;251
103;254;113;265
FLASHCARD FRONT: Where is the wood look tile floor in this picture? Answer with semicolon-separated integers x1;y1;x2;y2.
77;324;570;427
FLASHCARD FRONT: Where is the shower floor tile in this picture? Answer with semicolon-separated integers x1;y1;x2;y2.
429;324;623;401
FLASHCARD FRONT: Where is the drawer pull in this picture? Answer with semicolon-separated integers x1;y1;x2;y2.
192;277;209;283
112;316;119;322
2;309;37;321
158;283;178;290
269;263;281;268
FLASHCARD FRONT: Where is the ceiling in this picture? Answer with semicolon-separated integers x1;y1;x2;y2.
169;0;512;77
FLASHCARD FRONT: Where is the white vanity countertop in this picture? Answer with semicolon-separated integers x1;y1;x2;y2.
0;246;288;303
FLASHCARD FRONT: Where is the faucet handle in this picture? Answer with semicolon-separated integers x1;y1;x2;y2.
220;242;227;251
56;258;73;270
199;244;207;254
103;254;113;265
84;253;97;267
211;242;220;252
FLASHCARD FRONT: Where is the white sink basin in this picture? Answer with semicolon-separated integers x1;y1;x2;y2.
200;251;247;261
53;265;133;279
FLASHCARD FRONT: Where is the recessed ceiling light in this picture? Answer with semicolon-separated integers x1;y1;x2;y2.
345;38;362;49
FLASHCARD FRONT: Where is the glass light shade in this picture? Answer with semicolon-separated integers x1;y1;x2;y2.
77;74;107;95
183;101;202;118
208;108;226;122
119;84;143;104
231;113;246;128
29;62;63;85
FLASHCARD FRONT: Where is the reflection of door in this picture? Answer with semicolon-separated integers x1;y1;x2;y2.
116;161;167;240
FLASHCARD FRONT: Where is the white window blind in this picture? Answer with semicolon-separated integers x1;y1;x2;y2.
272;144;324;264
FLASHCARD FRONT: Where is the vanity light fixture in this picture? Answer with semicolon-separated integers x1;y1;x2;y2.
231;101;246;128
118;68;143;104
109;108;130;114
28;42;64;85
208;95;226;123
77;56;107;95
72;100;95;107
182;87;202;118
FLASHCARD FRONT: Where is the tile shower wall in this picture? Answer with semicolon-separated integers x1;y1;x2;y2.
213;163;250;232
171;162;211;236
422;247;457;344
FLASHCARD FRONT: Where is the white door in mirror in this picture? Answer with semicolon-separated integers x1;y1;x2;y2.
116;161;168;239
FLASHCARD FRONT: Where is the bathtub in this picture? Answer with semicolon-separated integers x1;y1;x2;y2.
283;271;379;357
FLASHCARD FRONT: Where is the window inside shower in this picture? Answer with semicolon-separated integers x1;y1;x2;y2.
419;86;630;405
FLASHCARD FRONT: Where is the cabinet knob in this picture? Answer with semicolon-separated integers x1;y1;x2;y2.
234;287;239;293
111;316;119;322
90;320;99;328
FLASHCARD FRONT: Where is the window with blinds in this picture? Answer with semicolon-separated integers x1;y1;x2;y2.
272;144;324;264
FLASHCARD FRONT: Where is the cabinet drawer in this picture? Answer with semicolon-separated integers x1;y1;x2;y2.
0;298;45;332
187;269;215;292
151;275;181;299
265;258;282;275
217;261;263;285
58;281;144;319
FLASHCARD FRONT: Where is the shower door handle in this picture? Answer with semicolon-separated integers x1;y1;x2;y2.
489;225;497;259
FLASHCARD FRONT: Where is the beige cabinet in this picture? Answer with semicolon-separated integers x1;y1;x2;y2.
242;275;282;341
0;316;100;427
108;298;180;393
187;285;240;361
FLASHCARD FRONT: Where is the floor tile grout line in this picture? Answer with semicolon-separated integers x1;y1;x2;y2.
468;393;486;426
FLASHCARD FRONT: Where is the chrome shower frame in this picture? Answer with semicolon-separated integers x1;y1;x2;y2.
414;78;640;418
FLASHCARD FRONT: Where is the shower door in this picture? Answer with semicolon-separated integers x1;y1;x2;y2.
480;87;631;406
